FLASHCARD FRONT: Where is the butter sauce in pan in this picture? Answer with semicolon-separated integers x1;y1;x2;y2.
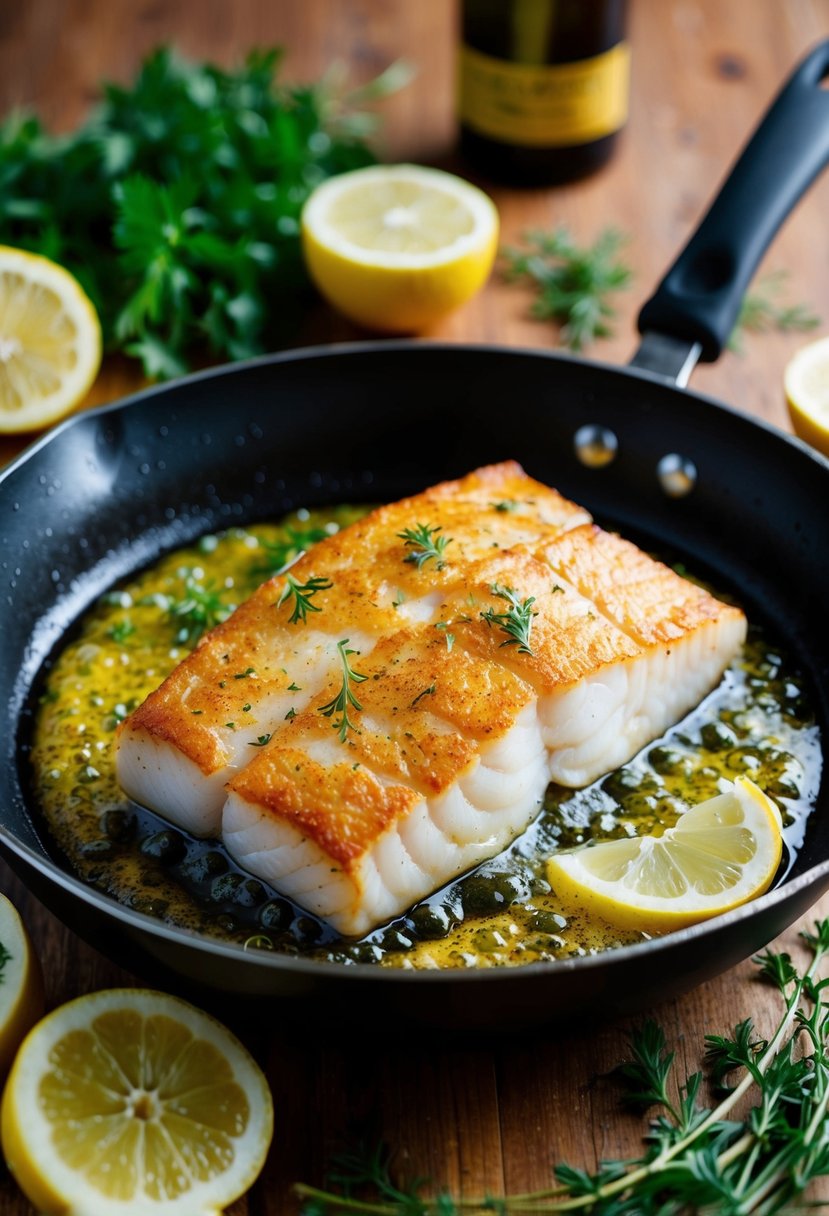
27;509;822;970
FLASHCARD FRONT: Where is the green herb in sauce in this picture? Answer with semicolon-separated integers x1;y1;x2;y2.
29;509;822;971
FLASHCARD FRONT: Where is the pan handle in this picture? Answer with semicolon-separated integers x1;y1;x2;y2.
634;39;829;370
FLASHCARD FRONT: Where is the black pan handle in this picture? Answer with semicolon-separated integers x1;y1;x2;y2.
636;40;829;363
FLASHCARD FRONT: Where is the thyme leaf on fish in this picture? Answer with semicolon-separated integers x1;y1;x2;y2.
165;576;235;646
248;734;272;747
480;584;537;655
318;639;368;743
411;684;436;708
277;573;334;624
397;523;452;571
295;921;829;1215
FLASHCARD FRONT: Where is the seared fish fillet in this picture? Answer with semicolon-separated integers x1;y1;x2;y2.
116;462;746;935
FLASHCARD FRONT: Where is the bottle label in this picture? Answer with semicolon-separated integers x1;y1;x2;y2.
458;42;630;148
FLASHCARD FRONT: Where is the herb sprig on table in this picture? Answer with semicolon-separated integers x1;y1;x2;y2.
296;921;829;1215
0;47;398;378
503;229;820;354
729;270;821;352
501;227;632;351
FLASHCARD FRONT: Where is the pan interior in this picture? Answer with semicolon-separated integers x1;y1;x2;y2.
2;345;828;988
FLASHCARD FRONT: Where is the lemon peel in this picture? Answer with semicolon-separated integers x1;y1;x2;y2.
0;246;102;434
547;777;783;932
0;894;44;1079
784;335;829;458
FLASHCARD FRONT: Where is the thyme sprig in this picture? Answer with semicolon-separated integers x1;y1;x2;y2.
480;584;537;655
397;523;452;571
502;227;632;351
277;573;333;624
318;639;368;743
729;270;820;352
295;921;829;1215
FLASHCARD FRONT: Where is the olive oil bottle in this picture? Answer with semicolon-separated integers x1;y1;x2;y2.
458;0;630;185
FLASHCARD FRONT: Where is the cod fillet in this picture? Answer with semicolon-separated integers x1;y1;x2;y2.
116;463;746;935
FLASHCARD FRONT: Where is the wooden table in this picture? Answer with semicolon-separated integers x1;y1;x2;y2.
1;2;829;1212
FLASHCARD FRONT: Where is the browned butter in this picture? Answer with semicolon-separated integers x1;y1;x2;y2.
29;510;822;969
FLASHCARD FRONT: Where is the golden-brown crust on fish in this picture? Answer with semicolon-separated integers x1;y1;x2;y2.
542;525;746;646
229;747;419;871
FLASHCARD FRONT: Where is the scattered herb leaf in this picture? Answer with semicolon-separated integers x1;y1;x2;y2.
410;684;436;708
248;734;272;747
107;619;135;644
397;523;452;571
480;584;537;655
277;573;334;624
166;575;234;646
502;227;632;350
318;639;368;743
729;270;820;352
255;526;332;577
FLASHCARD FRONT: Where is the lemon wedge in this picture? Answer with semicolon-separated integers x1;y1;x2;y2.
0;894;44;1079
0;246;102;434
1;988;273;1215
301;164;499;331
784;335;829;458
547;777;783;932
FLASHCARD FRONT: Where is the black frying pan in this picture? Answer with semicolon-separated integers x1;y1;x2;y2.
2;44;829;1030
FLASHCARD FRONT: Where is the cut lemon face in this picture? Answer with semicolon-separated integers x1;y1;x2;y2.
301;164;499;331
1;988;273;1216
0;246;102;434
784;335;829;458
547;777;783;932
0;894;44;1079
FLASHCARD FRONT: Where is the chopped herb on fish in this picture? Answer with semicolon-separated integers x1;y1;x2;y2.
481;584;537;655
397;523;452;571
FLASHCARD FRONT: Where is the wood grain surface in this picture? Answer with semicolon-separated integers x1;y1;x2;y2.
1;2;828;1212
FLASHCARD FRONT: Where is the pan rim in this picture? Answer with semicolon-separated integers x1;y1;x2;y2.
3;338;829;487
2;338;827;988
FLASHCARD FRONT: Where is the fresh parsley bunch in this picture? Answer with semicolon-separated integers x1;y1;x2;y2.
0;48;387;378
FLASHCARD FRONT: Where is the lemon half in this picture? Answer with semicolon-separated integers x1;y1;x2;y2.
547;777;783;932
1;988;273;1215
0;894;44;1079
301;164;499;331
784;335;829;458
0;246;102;434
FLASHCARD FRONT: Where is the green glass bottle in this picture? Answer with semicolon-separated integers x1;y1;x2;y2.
458;0;630;185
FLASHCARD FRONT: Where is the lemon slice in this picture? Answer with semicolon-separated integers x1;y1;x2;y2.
0;894;44;1078
1;988;273;1215
784;335;829;458
0;246;102;434
301;164;499;331
547;777;783;932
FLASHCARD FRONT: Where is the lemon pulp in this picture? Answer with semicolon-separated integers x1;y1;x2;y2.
547;777;783;932
1;988;273;1215
0;246;102;433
